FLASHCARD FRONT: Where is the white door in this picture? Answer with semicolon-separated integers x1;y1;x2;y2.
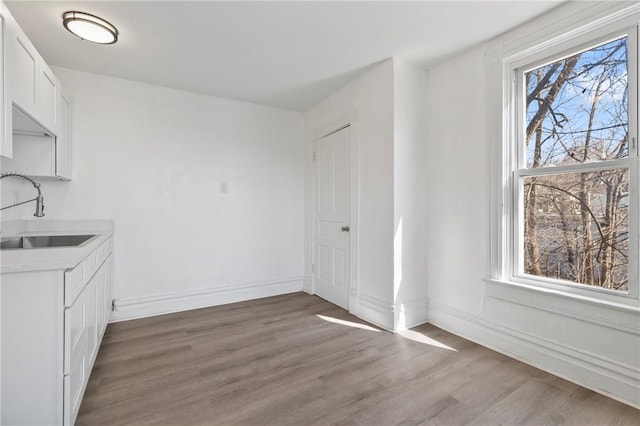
314;126;350;309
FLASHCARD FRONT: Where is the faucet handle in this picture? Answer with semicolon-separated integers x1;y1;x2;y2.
35;195;45;217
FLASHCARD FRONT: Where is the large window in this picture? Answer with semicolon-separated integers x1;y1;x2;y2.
507;18;638;300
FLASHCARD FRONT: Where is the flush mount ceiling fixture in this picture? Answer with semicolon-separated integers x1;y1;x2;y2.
62;11;118;44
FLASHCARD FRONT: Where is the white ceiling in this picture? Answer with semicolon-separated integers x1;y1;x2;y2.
6;1;565;111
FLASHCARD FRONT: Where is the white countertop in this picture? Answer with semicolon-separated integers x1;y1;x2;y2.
0;220;113;273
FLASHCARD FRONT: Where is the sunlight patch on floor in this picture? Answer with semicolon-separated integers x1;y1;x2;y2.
316;314;381;332
399;329;458;351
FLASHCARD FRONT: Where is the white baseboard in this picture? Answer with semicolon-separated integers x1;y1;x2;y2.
396;297;429;332
427;299;640;409
303;274;313;294
356;292;395;332
110;276;304;322
350;293;429;333
348;288;358;315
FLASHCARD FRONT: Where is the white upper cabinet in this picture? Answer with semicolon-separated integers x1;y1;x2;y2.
0;2;12;158
3;103;71;181
56;91;71;180
38;60;59;134
0;2;71;179
11;20;38;119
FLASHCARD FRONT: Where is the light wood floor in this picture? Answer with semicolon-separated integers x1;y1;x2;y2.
77;292;639;426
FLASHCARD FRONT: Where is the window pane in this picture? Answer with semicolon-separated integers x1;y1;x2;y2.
523;168;629;291
525;37;628;168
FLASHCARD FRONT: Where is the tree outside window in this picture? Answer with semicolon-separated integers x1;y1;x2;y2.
516;33;636;293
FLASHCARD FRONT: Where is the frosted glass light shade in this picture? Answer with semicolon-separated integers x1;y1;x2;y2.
63;11;118;44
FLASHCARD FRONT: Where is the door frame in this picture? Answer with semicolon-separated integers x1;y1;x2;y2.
309;116;359;314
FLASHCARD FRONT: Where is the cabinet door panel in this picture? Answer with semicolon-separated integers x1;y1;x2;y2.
85;276;97;361
39;62;58;132
64;293;87;375
104;256;113;325
12;25;37;116
56;92;72;179
95;265;106;340
63;342;86;426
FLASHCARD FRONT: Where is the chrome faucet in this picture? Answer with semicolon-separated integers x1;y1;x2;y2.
0;172;45;217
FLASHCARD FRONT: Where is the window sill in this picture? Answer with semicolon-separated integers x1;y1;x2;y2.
484;278;639;334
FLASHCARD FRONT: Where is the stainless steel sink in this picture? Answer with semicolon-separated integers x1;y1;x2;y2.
0;234;98;250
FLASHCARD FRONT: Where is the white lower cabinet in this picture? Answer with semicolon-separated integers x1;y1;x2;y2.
63;255;111;425
0;237;113;425
64;278;92;424
64;306;88;424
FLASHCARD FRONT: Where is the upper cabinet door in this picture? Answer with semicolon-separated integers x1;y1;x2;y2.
38;61;58;133
56;91;71;180
11;22;38;119
0;3;12;158
11;20;58;135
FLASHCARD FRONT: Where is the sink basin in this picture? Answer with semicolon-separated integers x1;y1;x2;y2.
0;235;98;250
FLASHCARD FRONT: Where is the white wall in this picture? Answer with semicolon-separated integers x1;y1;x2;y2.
305;59;396;330
305;59;429;332
3;68;305;320
424;47;489;316
424;1;639;408
393;60;429;331
0;178;26;222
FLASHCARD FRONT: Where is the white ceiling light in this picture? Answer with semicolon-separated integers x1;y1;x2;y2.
62;11;118;44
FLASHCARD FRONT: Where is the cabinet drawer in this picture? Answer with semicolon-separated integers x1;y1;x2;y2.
64;256;89;307
64;237;112;307
94;242;107;271
102;238;113;259
64;261;85;307
89;238;111;278
86;249;98;275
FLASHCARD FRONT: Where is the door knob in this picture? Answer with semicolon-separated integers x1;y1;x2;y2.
341;225;350;232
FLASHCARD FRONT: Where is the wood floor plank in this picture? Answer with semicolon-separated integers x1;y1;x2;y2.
77;293;639;426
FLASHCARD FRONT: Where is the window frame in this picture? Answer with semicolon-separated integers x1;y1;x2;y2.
501;13;639;304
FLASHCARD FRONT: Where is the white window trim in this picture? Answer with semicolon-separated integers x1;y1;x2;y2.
489;2;640;307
